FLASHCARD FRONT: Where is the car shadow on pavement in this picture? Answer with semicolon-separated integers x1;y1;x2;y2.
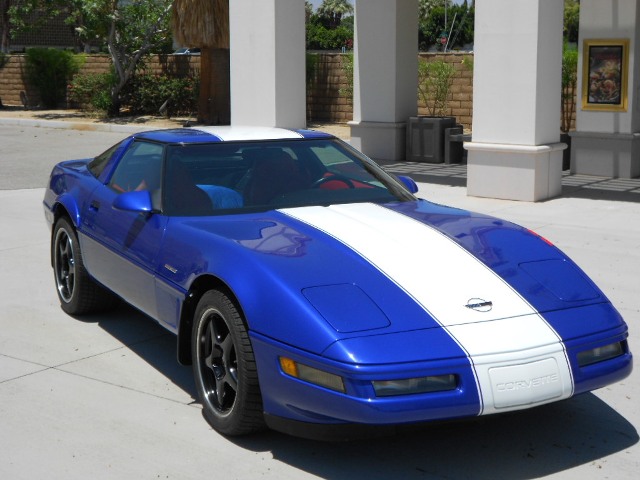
84;302;197;401
81;303;637;479
233;386;638;479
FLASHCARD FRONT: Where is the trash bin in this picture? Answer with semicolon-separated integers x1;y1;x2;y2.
406;116;456;163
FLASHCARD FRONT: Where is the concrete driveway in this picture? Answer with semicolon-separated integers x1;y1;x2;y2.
0;124;637;479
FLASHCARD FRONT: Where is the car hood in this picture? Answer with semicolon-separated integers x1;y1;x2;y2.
180;200;605;334
281;201;603;324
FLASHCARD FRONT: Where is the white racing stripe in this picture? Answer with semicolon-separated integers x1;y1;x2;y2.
282;203;574;413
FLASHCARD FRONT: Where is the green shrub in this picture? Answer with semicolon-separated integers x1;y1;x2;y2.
339;52;353;98
125;73;198;117
25;48;82;108
69;71;198;117
417;58;456;116
68;72;115;114
561;43;579;133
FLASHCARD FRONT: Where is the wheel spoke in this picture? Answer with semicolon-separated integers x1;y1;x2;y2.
215;377;227;406
55;230;76;302
221;336;238;391
198;311;238;412
203;322;215;370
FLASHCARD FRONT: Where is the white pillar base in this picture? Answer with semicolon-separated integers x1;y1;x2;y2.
348;121;406;161
465;142;567;202
570;131;640;178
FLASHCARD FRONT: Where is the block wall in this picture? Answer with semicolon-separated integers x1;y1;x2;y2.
1;52;474;129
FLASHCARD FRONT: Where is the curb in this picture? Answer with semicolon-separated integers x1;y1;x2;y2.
0;116;165;134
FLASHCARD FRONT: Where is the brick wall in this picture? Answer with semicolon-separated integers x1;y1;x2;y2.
306;53;353;123
0;54;200;108
1;52;473;129
0;55;36;105
306;52;474;129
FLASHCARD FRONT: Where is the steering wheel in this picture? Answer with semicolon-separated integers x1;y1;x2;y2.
311;174;355;189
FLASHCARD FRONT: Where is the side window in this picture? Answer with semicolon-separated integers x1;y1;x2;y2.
108;141;164;194
88;141;123;178
309;144;383;187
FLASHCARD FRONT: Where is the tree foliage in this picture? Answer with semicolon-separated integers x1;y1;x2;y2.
564;0;580;43
10;1;173;115
419;1;473;51
316;0;353;29
306;0;353;50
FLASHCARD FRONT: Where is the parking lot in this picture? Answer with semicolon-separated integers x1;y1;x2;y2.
0;122;638;479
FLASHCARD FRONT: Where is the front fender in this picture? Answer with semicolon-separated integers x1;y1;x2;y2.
53;192;83;228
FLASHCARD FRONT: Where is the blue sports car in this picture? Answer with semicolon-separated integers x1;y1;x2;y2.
43;126;632;439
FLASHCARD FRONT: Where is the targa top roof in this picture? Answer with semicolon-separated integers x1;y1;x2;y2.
134;126;334;144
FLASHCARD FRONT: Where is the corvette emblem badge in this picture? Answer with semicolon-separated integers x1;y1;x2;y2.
465;298;493;312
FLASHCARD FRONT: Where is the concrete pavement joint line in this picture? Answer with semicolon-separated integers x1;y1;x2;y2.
53;367;198;407
0;353;51;382
1;339;197;406
1;332;164;376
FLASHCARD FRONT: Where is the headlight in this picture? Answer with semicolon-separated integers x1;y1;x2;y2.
279;357;346;393
373;374;458;397
577;342;625;367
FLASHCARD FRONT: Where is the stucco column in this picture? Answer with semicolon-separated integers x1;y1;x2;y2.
570;0;640;178
229;0;306;128
349;0;418;161
465;0;566;201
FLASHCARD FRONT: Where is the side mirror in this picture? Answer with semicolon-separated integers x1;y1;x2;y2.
112;190;154;214
397;175;418;194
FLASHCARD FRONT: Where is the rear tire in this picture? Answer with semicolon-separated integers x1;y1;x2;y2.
52;217;116;315
192;290;264;436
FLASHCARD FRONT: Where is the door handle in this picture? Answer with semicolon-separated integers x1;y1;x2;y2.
90;200;100;211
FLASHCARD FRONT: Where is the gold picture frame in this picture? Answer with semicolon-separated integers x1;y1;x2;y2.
582;39;629;112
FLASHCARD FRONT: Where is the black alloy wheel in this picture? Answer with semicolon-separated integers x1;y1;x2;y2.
192;290;264;436
52;217;115;315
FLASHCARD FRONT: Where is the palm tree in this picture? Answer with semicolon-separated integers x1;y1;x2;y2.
172;0;229;124
317;0;353;29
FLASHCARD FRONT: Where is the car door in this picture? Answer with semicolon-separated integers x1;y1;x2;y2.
80;140;167;318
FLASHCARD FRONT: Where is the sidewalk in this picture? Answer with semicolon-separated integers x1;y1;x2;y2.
0;106;352;139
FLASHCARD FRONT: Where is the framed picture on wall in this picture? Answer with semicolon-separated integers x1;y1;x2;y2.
582;39;629;111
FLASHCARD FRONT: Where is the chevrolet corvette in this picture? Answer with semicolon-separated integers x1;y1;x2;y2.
43;126;632;439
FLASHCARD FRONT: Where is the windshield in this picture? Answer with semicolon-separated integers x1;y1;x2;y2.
163;138;415;216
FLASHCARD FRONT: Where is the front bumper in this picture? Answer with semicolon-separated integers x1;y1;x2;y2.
250;324;631;438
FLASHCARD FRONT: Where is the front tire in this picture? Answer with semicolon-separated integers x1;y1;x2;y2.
192;290;264;436
52;216;115;315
